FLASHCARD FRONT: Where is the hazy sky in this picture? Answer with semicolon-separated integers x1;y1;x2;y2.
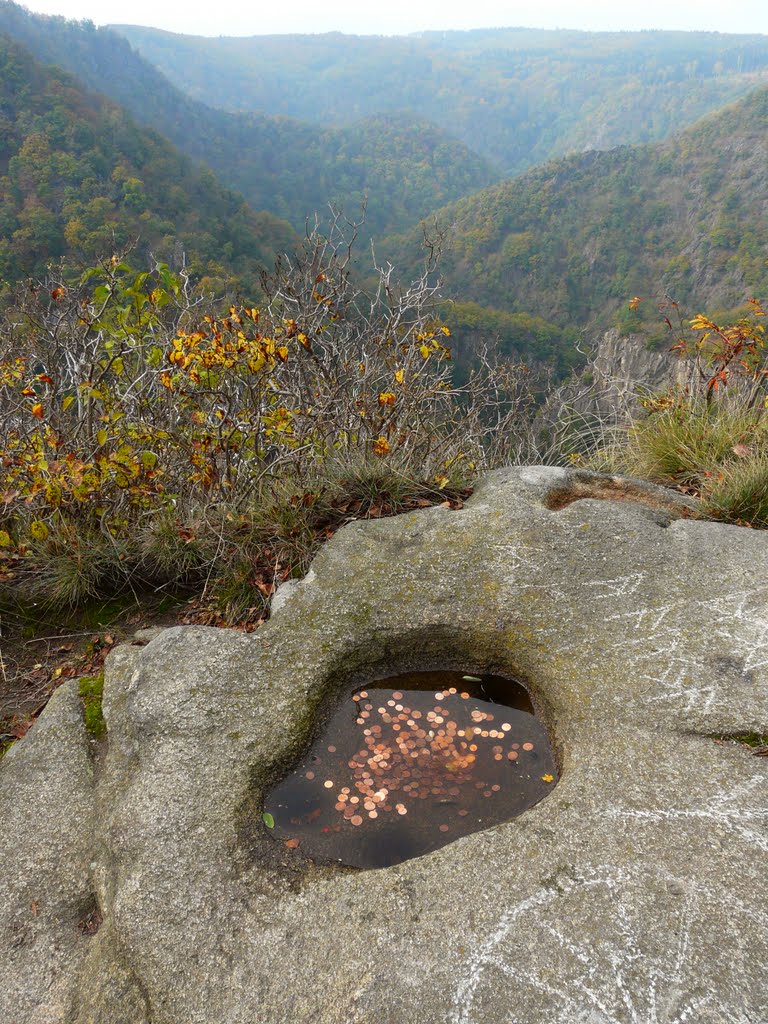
15;0;768;38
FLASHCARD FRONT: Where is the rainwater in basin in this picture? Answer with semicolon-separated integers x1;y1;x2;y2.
263;669;557;869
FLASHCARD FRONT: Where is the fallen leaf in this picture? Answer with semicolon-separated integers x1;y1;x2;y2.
284;838;300;849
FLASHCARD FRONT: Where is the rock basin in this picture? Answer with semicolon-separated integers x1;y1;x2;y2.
263;670;558;868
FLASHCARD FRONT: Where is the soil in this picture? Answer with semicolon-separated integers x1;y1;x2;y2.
0;590;189;747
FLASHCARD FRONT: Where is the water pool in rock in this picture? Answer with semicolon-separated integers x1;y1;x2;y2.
263;669;557;869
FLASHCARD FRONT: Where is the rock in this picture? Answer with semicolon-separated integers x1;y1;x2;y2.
554;328;698;421
0;681;96;1023
2;467;767;1023
131;626;168;645
270;574;310;614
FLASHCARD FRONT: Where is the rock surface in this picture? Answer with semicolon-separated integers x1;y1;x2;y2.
555;328;698;422
1;467;767;1024
0;681;96;1023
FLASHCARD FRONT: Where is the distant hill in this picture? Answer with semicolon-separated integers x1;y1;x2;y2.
0;2;496;237
112;24;768;175
386;84;768;343
0;33;296;286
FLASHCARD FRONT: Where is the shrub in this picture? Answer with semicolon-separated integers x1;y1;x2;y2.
0;223;544;616
583;297;768;526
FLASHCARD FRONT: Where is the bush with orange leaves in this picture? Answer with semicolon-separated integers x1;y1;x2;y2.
0;221;538;614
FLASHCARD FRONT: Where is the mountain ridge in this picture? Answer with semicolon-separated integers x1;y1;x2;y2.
383;81;768;348
111;22;768;175
0;32;296;285
0;2;495;238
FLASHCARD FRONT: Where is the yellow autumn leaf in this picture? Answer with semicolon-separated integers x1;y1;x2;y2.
0;530;11;547
434;475;450;489
542;774;554;783
30;520;49;542
378;391;396;407
690;315;715;331
31;403;44;420
372;436;390;457
394;368;405;385
419;345;430;359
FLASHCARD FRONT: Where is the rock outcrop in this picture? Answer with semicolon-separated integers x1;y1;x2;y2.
1;467;766;1024
556;328;698;422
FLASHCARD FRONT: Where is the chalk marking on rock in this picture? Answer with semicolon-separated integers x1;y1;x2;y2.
450;865;760;1024
603;775;768;852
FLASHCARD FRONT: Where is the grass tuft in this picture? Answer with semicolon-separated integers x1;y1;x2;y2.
701;455;768;527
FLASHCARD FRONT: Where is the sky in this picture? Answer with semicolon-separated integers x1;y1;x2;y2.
14;0;768;38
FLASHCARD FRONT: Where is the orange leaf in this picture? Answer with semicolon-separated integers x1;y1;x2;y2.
31;403;44;420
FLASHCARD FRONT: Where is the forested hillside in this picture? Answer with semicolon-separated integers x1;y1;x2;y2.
113;23;768;174
3;2;768;374
0;2;496;237
386;83;768;343
0;34;296;285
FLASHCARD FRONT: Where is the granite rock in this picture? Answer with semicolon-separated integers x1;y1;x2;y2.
2;467;767;1023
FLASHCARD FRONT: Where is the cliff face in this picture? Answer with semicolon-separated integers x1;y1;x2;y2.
558;328;699;422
